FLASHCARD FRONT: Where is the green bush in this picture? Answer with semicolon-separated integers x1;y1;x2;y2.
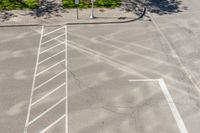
24;0;38;9
95;0;121;7
0;0;38;10
63;0;121;8
0;0;120;10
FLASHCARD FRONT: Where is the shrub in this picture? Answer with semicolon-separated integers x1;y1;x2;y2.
24;0;38;9
63;0;121;8
0;0;38;10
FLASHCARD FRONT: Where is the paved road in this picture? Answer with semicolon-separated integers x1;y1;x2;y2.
67;17;200;133
0;27;41;133
1;0;200;132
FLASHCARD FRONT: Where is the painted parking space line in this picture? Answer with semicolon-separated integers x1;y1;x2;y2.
26;97;66;127
65;25;68;133
43;26;65;37
158;79;188;133
148;12;200;95
38;49;65;65
68;40;145;78
31;83;66;106
40;114;66;133
24;25;44;133
36;59;65;76
41;33;65;46
129;79;189;133
33;70;65;92
40;42;64;54
128;79;157;82
24;25;68;133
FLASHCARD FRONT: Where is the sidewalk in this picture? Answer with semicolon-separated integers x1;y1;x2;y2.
0;8;141;26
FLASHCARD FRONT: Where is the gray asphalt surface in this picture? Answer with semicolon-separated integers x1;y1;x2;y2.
0;27;41;133
67;18;200;133
1;0;200;133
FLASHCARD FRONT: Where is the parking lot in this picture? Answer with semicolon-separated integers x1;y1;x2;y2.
1;0;200;133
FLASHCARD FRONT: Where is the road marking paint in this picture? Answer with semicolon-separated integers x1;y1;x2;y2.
43;26;65;37
149;12;200;95
40;114;65;133
25;26;67;132
69;31;171;68
41;33;65;46
24;26;44;133
65;25;68;133
26;97;66;127
33;70;65;91
67;37;200;100
36;59;65;76
68;43;145;78
40;42;64;54
158;79;189;133
38;49;65;65
129;78;189;133
128;79;158;82
31;83;66;106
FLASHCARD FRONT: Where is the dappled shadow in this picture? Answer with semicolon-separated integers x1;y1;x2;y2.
0;10;14;22
67;23;200;132
121;0;187;15
27;0;64;18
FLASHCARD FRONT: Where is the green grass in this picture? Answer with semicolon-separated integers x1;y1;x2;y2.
0;0;120;10
63;0;121;8
0;0;38;10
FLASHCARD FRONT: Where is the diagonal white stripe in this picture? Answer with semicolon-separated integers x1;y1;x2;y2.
36;59;65;76
31;83;65;106
38;49;65;65
41;33;65;45
24;26;44;133
26;97;65;127
40;114;65;133
40;42;64;54
43;26;65;37
158;79;189;133
33;70;65;91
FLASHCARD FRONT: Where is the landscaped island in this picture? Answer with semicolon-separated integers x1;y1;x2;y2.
0;0;121;10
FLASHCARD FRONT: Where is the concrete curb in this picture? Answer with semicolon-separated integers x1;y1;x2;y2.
0;7;146;27
66;7;146;26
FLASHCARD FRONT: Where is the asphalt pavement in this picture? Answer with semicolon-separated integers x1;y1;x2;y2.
1;0;200;133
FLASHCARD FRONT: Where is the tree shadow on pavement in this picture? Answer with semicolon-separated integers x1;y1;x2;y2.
121;0;187;15
27;0;64;18
0;10;14;22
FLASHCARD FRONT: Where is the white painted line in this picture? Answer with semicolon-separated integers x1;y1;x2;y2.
36;59;65;76
68;40;198;97
71;33;169;68
129;78;189;133
43;26;65;37
31;83;66;106
149;12;200;95
24;26;44;133
129;79;158;82
26;97;66;127
33;70;65;91
41;33;65;46
40;42;64;54
68;43;144;78
40;114;65;133
65;25;68;133
158;79;189;133
38;49;65;65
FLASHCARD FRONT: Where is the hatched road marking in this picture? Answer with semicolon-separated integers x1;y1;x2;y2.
24;25;189;133
24;25;68;133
